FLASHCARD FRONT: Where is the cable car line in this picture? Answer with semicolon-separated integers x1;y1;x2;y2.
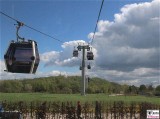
0;11;63;43
90;0;104;44
24;24;63;43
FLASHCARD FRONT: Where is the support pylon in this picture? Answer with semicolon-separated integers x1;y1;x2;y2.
77;45;90;96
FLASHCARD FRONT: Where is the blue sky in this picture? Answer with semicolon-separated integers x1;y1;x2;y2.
0;0;159;86
1;0;151;52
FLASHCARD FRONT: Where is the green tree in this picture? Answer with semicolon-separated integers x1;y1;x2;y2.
0;81;13;92
155;85;160;92
13;81;23;92
24;84;33;92
128;85;138;94
148;84;154;92
139;84;147;94
70;82;80;93
122;84;129;95
154;85;160;96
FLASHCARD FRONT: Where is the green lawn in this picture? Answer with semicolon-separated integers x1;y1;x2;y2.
0;93;159;104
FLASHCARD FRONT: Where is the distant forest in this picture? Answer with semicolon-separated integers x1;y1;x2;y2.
0;76;159;95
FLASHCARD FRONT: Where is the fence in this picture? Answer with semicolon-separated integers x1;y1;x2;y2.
0;101;160;119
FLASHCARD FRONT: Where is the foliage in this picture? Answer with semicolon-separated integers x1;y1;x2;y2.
139;84;147;94
0;76;158;95
0;76;122;94
155;85;160;92
155;85;160;96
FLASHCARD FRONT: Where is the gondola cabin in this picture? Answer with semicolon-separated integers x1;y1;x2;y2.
87;51;94;60
79;66;82;70
73;50;78;57
88;77;90;82
4;40;40;74
87;64;91;69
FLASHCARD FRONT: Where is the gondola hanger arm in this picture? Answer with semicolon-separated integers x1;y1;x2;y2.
15;21;25;42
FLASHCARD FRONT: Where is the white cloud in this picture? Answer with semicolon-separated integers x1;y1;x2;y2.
87;0;160;86
0;59;80;80
0;60;5;72
40;40;92;67
40;51;59;62
89;0;159;72
88;67;159;86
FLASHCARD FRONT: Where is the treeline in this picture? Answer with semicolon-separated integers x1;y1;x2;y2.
0;76;159;95
0;76;119;94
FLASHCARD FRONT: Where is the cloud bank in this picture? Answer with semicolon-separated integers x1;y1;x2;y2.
89;0;159;70
87;0;160;85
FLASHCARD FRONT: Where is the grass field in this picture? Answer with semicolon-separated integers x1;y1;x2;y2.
0;93;160;104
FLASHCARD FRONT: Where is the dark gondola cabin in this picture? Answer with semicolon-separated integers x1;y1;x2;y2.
79;66;82;70
87;64;91;69
73;50;78;57
87;51;94;60
4;40;40;74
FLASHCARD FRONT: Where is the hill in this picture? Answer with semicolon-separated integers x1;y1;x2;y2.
0;76;159;95
0;76;123;94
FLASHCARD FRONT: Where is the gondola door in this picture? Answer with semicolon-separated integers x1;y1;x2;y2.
13;44;33;73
